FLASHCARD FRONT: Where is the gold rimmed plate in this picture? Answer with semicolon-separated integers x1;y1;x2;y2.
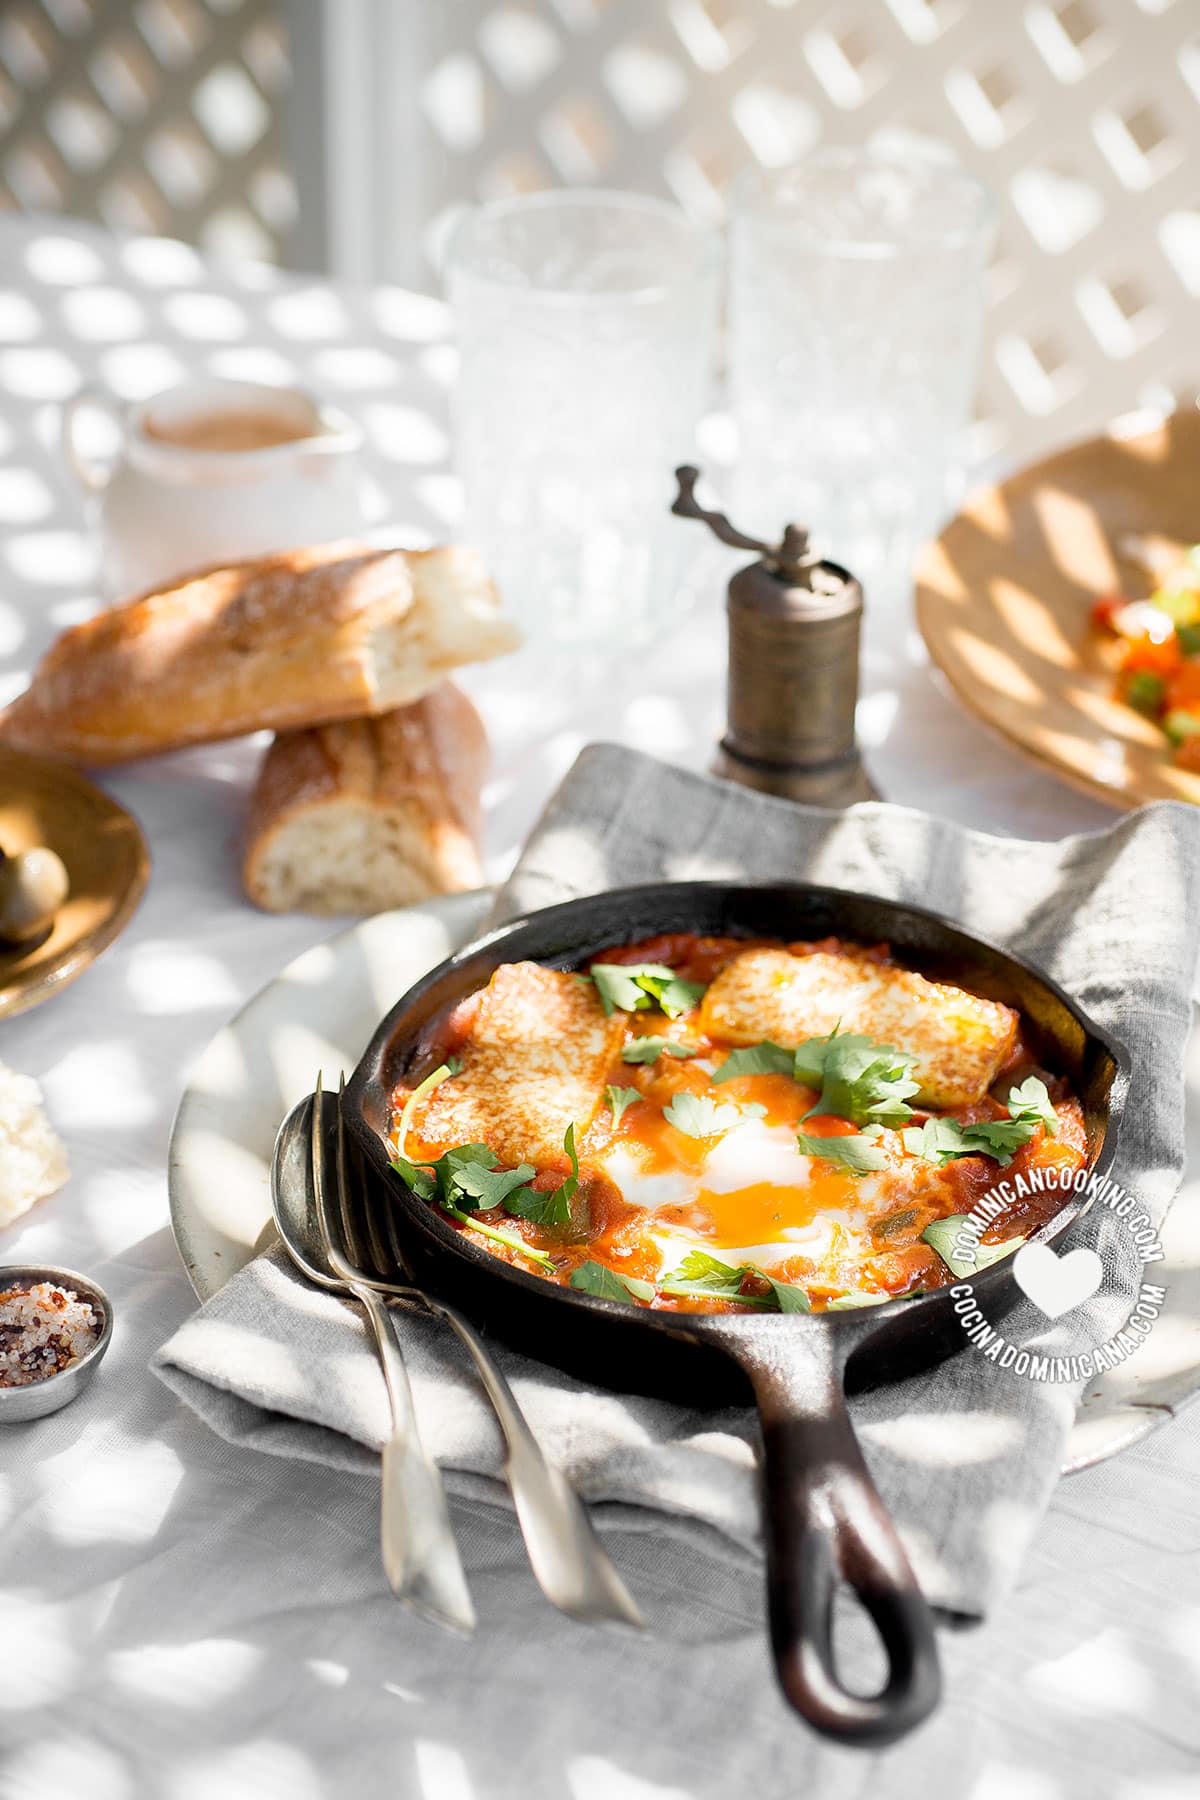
916;407;1200;810
0;749;149;1017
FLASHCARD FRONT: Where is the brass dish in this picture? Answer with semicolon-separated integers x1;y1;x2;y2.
0;749;149;1017
916;408;1200;809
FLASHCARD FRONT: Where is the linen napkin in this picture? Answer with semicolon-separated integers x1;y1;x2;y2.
155;745;1200;1619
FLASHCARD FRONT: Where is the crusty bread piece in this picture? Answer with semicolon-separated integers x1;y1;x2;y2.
0;1062;69;1229
0;541;519;765
244;682;488;915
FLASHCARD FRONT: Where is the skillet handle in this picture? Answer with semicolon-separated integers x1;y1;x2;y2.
738;1325;941;1746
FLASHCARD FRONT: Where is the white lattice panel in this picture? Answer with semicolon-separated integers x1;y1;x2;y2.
300;0;1200;470
0;0;294;265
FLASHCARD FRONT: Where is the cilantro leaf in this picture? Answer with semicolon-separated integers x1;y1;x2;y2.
660;1249;745;1291
507;1182;572;1226
663;1092;765;1138
391;1138;564;1271
961;1117;1039;1163
604;1085;643;1126
639;973;707;1019
390;1154;437;1202
507;1123;579;1227
763;1273;812;1313
569;1261;654;1305
454;1160;537;1212
901;1111;1039;1168
621;1036;696;1065
795;1126;888;1174
791;1030;842;1085
1006;1076;1058;1136
655;1250;810;1312
803;1033;920;1127
921;1214;1025;1278
589;962;671;1015
397;1141;548;1217
589;964;706;1019
901;1116;971;1165
392;1143;499;1208
712;1041;795;1083
435;1144;499;1206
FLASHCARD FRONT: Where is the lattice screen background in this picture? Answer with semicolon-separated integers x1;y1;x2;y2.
3;0;1199;469
0;0;294;264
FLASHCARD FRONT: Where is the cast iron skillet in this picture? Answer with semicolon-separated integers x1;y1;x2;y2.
344;882;1130;1746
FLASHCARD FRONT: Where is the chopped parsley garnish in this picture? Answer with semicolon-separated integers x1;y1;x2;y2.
506;1123;578;1227
621;1036;696;1065
920;1214;1025;1278
589;963;707;1020
762;1272;813;1313
390;1125;582;1268
453;1158;538;1212
902;1077;1057;1168
568;1261;654;1304
712;1029;920;1128
711;1041;795;1083
1005;1076;1058;1136
656;1249;810;1312
795;1125;888;1174
663;1092;765;1138
801;1032;921;1127
604;1085;643;1126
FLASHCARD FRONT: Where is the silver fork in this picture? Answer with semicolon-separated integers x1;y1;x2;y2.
310;1073;476;1633
332;1075;643;1629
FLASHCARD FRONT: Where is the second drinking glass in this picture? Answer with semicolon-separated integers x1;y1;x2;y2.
729;150;995;605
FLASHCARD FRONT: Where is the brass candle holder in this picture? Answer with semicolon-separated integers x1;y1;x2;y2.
672;467;876;808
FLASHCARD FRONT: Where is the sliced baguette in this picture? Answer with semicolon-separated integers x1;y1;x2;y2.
244;683;487;916
0;541;519;765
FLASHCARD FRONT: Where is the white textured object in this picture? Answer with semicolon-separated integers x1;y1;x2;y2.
0;0;294;264
0;1061;68;1229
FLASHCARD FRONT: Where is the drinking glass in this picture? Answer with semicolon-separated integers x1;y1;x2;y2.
446;191;719;648
729;150;995;604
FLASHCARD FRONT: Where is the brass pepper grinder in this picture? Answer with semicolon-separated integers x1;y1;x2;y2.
672;466;877;807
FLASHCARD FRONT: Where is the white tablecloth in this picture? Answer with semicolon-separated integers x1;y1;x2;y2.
1;215;1197;1800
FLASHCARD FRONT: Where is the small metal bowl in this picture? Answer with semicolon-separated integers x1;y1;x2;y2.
0;1264;113;1423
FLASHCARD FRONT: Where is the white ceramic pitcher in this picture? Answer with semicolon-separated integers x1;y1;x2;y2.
63;377;370;600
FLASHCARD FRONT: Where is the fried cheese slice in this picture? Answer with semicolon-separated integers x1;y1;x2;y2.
700;947;1017;1108
407;961;625;1166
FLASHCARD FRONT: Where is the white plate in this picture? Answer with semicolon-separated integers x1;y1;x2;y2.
167;891;1200;1474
